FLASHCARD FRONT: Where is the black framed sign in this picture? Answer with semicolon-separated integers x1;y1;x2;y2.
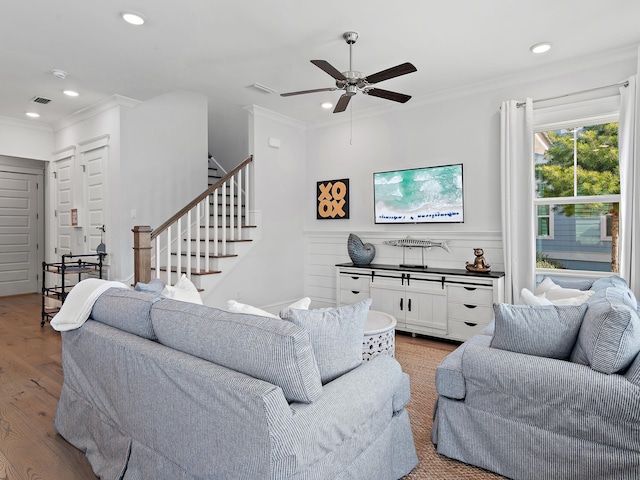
317;178;349;219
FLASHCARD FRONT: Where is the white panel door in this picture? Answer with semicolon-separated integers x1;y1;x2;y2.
82;146;109;262
0;171;39;295
54;157;74;257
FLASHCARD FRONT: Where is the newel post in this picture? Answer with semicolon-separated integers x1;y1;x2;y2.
132;225;152;285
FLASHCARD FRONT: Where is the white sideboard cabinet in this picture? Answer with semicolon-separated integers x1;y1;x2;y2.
336;263;505;342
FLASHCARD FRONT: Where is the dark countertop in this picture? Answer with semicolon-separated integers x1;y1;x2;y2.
336;262;505;279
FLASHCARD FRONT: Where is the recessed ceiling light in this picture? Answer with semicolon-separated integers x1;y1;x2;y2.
26;112;40;118
121;12;145;25
530;42;552;54
63;90;79;97
321;102;333;109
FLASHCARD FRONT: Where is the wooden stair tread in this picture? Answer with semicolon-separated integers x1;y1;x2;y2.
171;252;238;259
153;266;221;276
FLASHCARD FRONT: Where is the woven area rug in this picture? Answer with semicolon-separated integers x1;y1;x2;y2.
394;335;505;480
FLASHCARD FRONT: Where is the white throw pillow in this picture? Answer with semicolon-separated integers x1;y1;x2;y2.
227;300;279;318
534;277;559;296
161;274;203;305
518;288;553;306
227;297;311;318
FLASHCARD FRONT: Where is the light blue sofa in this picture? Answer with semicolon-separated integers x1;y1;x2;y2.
432;276;640;480
55;289;418;480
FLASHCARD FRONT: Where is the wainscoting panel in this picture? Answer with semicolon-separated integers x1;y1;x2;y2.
304;230;504;308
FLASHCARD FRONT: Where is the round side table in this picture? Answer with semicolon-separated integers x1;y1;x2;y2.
363;310;397;361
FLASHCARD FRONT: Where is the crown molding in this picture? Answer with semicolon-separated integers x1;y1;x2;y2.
0;114;53;132
52;94;142;132
245;104;308;130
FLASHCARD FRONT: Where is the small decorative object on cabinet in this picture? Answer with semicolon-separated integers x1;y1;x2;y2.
347;233;376;265
465;248;491;273
41;252;106;327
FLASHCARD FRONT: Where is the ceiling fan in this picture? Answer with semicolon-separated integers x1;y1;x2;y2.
281;31;417;113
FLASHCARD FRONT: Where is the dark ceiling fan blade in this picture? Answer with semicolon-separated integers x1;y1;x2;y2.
311;60;347;80
280;87;337;97
365;62;417;84
365;88;412;103
333;94;352;113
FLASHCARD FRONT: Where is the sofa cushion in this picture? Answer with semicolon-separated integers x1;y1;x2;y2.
91;288;163;341
542;276;594;291
280;299;371;384
571;289;640;374
151;299;323;403
590;275;629;292
491;304;587;360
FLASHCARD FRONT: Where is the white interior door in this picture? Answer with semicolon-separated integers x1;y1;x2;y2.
81;145;109;260
0;171;40;295
54;156;74;257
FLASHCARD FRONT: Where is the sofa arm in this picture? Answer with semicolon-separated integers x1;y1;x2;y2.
462;343;640;425
269;355;408;475
435;334;492;399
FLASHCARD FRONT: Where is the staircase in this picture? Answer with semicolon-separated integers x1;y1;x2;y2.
132;156;255;292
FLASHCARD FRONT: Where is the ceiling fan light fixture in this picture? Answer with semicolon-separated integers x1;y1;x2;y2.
530;42;552;54
321;102;333;109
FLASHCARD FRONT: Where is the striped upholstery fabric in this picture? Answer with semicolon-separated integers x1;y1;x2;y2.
434;343;640;480
570;289;640;374
151;298;323;403
625;353;640;386
56;319;418;479
91;287;163;340
433;277;640;480
436;333;492;399
491;304;587;359
281;299;371;384
543;276;594;291
590;275;630;292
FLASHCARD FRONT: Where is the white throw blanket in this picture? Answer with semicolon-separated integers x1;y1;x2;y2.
50;278;129;331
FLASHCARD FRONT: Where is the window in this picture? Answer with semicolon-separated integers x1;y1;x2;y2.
536;204;554;239
534;118;620;273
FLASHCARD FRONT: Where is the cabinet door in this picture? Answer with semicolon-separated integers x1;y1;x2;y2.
405;284;447;334
370;284;406;329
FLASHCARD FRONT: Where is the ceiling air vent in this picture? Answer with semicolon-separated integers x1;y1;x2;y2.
30;96;52;105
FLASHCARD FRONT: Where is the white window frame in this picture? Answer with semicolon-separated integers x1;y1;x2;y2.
601;214;613;241
533;104;620;276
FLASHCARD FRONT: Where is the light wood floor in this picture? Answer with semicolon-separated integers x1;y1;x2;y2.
0;294;458;480
0;293;98;480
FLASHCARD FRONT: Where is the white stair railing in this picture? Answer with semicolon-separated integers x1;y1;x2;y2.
133;156;252;287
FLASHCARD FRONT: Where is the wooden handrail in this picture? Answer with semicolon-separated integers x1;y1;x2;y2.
151;155;252;240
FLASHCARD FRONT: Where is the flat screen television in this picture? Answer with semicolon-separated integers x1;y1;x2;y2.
373;163;464;224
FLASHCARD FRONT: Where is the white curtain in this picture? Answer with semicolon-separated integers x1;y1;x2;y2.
619;74;640;298
500;99;535;303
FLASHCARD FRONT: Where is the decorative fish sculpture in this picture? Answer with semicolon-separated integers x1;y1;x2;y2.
383;237;451;253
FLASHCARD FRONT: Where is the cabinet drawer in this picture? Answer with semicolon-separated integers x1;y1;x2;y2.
448;285;493;305
340;289;370;305
339;274;370;292
447;302;493;323
447;319;489;341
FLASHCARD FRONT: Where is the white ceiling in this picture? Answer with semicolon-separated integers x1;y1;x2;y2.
2;0;640;127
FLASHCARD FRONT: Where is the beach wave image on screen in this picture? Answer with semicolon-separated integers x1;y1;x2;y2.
373;164;464;224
